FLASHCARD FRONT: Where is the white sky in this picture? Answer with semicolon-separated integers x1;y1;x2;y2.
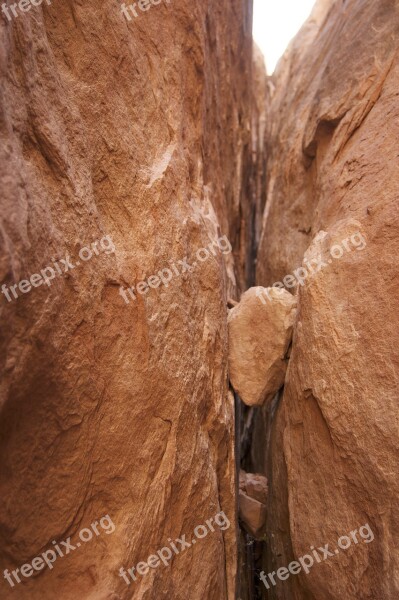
253;0;317;74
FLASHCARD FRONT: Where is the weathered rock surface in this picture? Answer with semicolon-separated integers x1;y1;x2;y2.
0;1;261;599
228;287;297;406
240;470;268;506
254;0;399;598
239;470;268;538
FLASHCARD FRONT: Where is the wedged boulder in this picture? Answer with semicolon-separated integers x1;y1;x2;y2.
228;287;297;406
239;470;268;538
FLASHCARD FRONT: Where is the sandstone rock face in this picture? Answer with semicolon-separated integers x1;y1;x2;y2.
228;287;297;406
240;471;268;506
254;1;399;598
0;1;260;599
239;470;268;538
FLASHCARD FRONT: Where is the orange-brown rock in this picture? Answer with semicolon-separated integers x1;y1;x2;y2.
228;287;297;406
0;1;261;599
239;470;268;504
238;470;268;539
254;1;399;599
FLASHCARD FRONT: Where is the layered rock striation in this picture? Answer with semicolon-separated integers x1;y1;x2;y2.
0;1;263;598
254;1;399;598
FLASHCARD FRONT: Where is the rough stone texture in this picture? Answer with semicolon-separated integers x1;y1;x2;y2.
240;470;268;506
238;470;267;538
0;1;261;599
238;492;266;540
228;287;297;407
245;44;268;289
254;0;399;598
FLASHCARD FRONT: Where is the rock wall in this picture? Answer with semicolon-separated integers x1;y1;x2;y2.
4;0;398;598
254;0;399;598
0;1;260;598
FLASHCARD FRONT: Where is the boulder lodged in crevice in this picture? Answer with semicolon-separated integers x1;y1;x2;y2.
238;470;268;539
228;286;297;407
